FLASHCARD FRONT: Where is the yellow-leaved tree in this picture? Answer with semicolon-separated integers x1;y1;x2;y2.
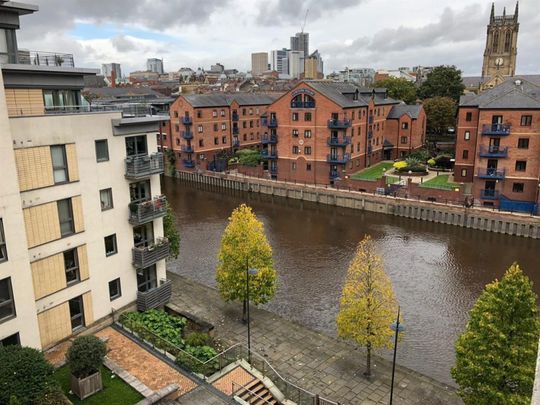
336;235;399;377
216;204;277;322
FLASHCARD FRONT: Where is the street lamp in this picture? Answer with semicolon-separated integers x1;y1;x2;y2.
246;267;258;364
389;306;405;405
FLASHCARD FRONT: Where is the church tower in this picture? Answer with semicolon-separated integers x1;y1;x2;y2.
481;2;519;78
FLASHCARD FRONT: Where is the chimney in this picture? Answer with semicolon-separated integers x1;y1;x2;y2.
111;68;117;88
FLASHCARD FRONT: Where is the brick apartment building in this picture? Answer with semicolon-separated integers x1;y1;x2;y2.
263;81;426;184
167;93;278;171
454;77;540;214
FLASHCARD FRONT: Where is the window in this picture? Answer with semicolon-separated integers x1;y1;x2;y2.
222;136;227;144
242;121;247;129
249;120;254;128
292;129;299;137
243;134;247;141
464;131;470;140
198;139;204;147
220;109;225;117
214;137;219;145
197;110;202;118
0;277;15;322
197;125;203;133
212;110;217;117
129;180;150;203
64;249;79;285
462;150;469;159
400;136;407;144
465;112;472;121
0;333;19;347
242;108;246;116
104;234;117;256
176;138;180;146
249;108;253;115
213;123;218;131
250;133;254;140
95;140;109;162
174;111;179;118
401;122;408;130
0;219;6;263
304;130;312;138
69;296;84;331
357;143;360;152
57;199;74;236
304;112;312;121
100;188;113;211
175;124;179;132
125;136;147;156
512;183;524;193
304;146;312;155
292;162;297;170
461;169;467;177
521;115;532;126
292;146;299;154
292;113;299;121
518;138;529;149
306;163;312;171
137;266;157;292
221;123;226;131
515;160;527;171
51;145;68;183
109;278;122;301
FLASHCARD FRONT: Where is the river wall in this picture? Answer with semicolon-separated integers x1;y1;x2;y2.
172;170;540;239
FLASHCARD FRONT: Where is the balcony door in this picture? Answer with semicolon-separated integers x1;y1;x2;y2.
137;265;157;292
491;115;503;125
125;135;148;157
133;223;154;248
130;180;151;203
489;138;500;148
487;159;498;169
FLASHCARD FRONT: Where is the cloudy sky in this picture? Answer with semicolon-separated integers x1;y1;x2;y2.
16;0;539;76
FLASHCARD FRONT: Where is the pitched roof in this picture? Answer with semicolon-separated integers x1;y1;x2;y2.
304;80;399;108
461;74;540;88
183;92;280;108
387;104;422;119
459;77;540;109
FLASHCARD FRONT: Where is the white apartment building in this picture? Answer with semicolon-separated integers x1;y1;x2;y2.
0;2;171;350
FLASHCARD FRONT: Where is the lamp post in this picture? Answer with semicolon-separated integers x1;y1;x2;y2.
389;306;405;405
246;266;258;364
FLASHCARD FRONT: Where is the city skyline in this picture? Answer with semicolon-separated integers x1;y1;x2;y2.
17;0;540;76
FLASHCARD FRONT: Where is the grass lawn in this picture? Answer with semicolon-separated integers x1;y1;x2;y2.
420;174;460;190
54;366;143;405
350;162;396;182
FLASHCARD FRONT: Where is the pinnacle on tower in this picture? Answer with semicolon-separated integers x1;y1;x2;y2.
514;1;519;21
503;6;506;17
490;3;495;22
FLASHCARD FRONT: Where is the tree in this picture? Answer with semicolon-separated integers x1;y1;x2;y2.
422;96;457;134
66;335;107;379
164;206;180;259
418;65;465;102
452;263;540;405
216;204;277;322
336;235;399;377
0;345;58;404
373;77;417;104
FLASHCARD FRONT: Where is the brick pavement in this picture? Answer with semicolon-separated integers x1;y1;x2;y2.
168;272;463;405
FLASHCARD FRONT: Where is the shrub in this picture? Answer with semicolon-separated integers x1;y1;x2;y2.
66;336;107;379
120;310;187;348
185;345;218;362
236;149;261;167
427;158;436;166
0;345;57;404
393;161;408;170
185;332;210;347
408;149;430;162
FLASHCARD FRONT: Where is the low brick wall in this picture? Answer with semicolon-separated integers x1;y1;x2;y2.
407;179;465;205
236;164;264;177
335;176;387;193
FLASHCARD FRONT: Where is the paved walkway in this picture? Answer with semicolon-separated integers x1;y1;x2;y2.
168;272;463;405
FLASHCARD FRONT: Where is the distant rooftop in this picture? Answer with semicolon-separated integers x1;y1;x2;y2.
460;77;540;109
183;93;280;108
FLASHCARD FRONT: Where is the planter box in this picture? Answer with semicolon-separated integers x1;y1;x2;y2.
70;370;103;400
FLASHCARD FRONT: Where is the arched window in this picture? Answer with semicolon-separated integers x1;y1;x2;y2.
304;95;315;108
291;94;316;108
492;31;499;53
291;94;303;108
504;31;511;52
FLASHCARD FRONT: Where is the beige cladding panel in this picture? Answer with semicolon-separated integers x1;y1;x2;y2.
65;143;79;182
5;88;45;117
37;303;71;348
72;195;85;233
82;292;93;325
14;147;54;191
23;202;62;248
31;252;66;300
78;244;89;281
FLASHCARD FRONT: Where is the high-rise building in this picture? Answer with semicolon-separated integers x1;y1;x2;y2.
101;63;122;79
271;49;289;75
0;1;171;350
333;68;375;86
287;50;304;79
290;32;309;59
304;50;323;79
147;58;164;74
251;52;268;76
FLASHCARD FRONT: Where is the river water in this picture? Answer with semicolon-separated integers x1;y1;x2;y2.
163;177;540;385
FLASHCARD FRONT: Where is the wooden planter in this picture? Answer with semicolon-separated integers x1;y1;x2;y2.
70;370;103;400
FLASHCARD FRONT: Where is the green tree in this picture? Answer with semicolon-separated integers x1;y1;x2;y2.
164;206;180;259
66;335;107;379
418;65;465;102
216;204;277;322
336;235;399;377
452;263;540;405
373;77;417;104
422;96;457;134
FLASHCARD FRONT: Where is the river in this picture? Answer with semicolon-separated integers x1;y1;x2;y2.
163;176;540;385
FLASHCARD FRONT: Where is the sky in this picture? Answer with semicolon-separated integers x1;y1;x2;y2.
16;0;540;77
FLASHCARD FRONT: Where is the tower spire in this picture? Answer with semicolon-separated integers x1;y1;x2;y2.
514;1;519;21
503;6;506;17
490;3;495;22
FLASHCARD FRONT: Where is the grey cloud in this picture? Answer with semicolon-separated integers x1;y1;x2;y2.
111;35;138;52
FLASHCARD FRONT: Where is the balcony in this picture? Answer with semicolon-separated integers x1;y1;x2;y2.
270;166;278;175
183;159;195;168
132;237;170;269
129;195;168;226
232;139;240;147
263;118;278;128
369;116;374;124
330;170;341;179
327;153;351;164
479;145;508;158
480;189;499;200
262;134;278;145
125;153;164;179
137;279;172;311
261;150;278;159
182;116;192;125
233;127;239;135
368;130;373;139
291;101;316;108
18;50;75;67
182;131;193;140
327;136;351;146
478;168;505;180
368;145;373;154
181;145;193;153
232;113;239;121
328;119;352;129
482;124;511;136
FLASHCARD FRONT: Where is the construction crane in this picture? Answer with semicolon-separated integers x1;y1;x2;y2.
301;8;309;33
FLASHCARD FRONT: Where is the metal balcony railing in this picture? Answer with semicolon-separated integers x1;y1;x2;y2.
183;159;195;168
291;101;316;108
18;50;75;67
328;119;351;129
262;118;278;128
180;145;193;153
125;153;164;179
182;131;193;140
327;153;350;164
132;237;170;269
232;139;240;147
136;279;172;311
261;150;278;159
478;168;505;180
232;113;239;121
327;136;351;146
262;134;278;144
480;189;499;200
233;127;239;135
330;170;341;179
479;145;509;158
368;130;373;139
182;116;192;125
128;195;167;226
482;124;511;136
368;116;374;124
